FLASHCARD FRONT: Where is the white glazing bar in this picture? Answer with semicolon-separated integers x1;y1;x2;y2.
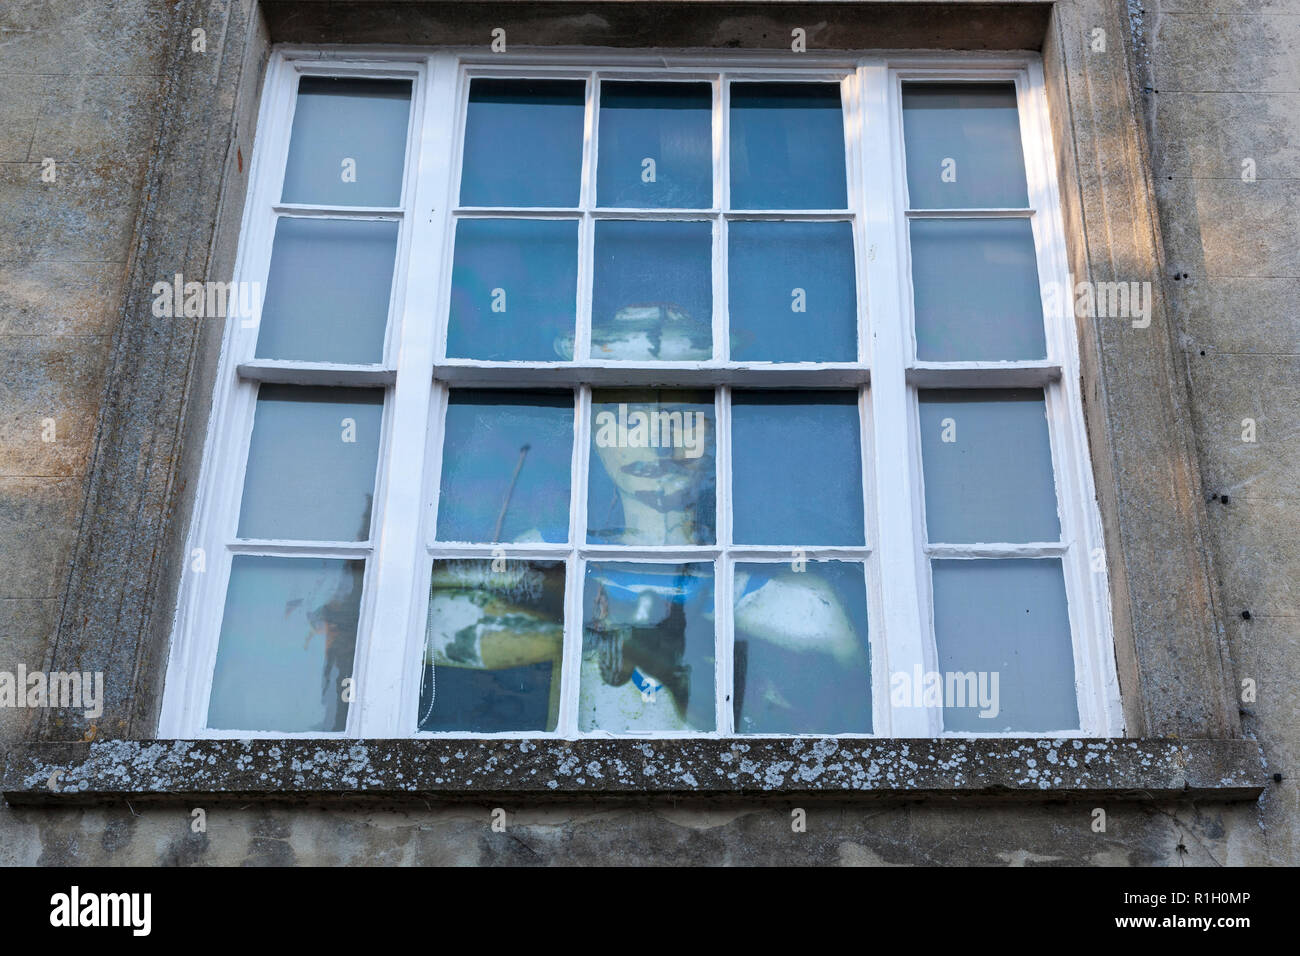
577;73;598;362
559;384;593;736
355;54;452;737
716;385;734;733
858;61;937;736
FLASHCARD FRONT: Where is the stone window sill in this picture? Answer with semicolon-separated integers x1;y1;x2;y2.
1;738;1267;806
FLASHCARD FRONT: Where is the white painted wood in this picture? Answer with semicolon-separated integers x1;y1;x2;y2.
858;59;937;736
237;361;396;386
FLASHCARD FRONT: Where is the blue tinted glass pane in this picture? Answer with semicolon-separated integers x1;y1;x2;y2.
728;220;856;361
208;555;362;732
734;561;871;734
256;217;398;364
597;81;712;208
460;79;585;207
730;83;847;209
910;218;1046;360
588;389;715;546
931;558;1078;732
436;391;573;544
447;218;579;361
731;391;863;546
281;77;411;207
581;561;715;732
591;220;712;361
918;389;1060;544
238;386;383;542
419;559;565;733
902;82;1028;209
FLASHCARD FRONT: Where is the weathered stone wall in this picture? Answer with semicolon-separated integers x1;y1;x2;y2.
1134;0;1300;864
0;0;1292;865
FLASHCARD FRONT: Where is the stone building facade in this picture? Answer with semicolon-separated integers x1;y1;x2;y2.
0;0;1293;864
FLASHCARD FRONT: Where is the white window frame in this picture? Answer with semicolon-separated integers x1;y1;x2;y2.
159;47;1124;741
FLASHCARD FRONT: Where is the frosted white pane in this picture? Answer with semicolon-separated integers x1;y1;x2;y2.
733;561;871;734
728;221;857;362
730;83;847;209
588;389;715;546
597;81;712;209
580;561;715;732
447;218;579;361
460;79;585;207
207;555;362;732
918;389;1060;544
436;391;573;544
255;217;398;364
418;559;565;733
591;221;712;361
931;558;1078;732
237;385;383;542
902;82;1029;210
731;391;864;546
910;218;1046;361
281;77;411;207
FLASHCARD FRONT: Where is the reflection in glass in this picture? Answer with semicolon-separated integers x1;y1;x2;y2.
588;220;712;361
931;558;1078;732
731;391;863;546
460;79;585;207
587;390;716;546
597;81;712;209
207;555;363;731
419;560;565;733
910;218;1046;361
728;221;856;361
733;561;871;734
581;562;715;733
447;218;579;361
255;217;398;364
238;385;383;542
730;82;847;210
281;77;412;208
436;390;573;544
902;82;1029;210
918;389;1060;544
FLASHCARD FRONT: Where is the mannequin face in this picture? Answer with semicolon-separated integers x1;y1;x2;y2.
592;406;713;504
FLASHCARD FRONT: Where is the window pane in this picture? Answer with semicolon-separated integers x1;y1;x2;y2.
902;82;1029;210
731;391;863;546
238;385;383;542
730;82;847;210
419;559;565;733
728;220;856;362
255;217;398;364
931;558;1078;732
918;389;1059;544
597;81;712;209
591;220;712;361
207;555;362;732
734;561;871;734
588;389;715;546
910;218;1046;361
581;561;715;732
447;218;579;361
281;77;411;207
460;79;585;207
436;390;573;544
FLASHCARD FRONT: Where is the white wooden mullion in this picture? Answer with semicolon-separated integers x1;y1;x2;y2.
560;384;593;736
715;385;734;734
352;54;449;738
859;60;937;737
